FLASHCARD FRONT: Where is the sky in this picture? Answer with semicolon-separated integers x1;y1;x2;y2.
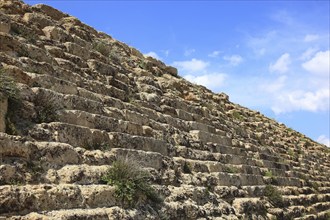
25;0;330;147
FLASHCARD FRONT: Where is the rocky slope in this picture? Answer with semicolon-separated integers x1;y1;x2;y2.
0;1;329;219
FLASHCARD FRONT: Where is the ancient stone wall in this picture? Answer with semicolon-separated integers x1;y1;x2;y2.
0;1;329;219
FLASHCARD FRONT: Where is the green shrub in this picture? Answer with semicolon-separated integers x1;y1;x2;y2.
0;69;19;101
34;93;60;123
264;170;273;177
0;69;21;134
223;165;239;173
183;162;192;174
232;111;243;121
138;60;147;69
101;156;163;208
264;185;284;207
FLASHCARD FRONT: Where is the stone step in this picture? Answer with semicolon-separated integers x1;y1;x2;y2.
58;109;149;137
31;87;105;116
293;210;330;220
44;164;110;184
174;145;292;175
310;201;330;213
109;132;170;156
232;197;270;218
7;207;136;220
282;193;330;207
29;122;111;149
164;185;237;219
189;130;232;147
30;122;170;156
27;73;128;102
180;172;265;187
263;176;302;187
161;96;210;119
0;133;165;171
0;184;117;215
174;145;254;165
173;157;262;176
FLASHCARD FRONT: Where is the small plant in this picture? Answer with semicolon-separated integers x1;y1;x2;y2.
223;165;239;173
232;111;244;121
264;185;284;207
0;69;19;101
182;162;192;174
264;170;273;177
307;180;319;191
286;127;294;133
138;60;147;69
1;69;21;134
101;156;163;208
34;93;60;123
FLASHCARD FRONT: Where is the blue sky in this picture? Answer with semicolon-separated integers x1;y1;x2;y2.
25;1;330;147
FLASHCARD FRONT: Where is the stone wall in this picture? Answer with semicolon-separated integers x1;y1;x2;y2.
0;1;329;220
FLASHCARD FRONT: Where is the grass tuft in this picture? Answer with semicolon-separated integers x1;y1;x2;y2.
101;156;163;208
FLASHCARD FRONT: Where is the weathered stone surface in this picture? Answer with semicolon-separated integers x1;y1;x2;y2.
0;1;329;219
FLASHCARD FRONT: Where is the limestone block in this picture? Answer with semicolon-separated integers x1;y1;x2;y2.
43;26;72;42
23;12;54;28
0;133;38;159
56;165;109;184
25;44;52;63
64;52;88;68
0;22;10;33
44;45;65;58
190;130;232;146
109;132;169;156
0;32;22;56
33;4;68;21
1;64;32;85
61;16;98;36
64;42;90;60
176;109;194;121
164;66;178;77
0;165;16;183
130;47;144;58
35;142;81;167
87;59;115;76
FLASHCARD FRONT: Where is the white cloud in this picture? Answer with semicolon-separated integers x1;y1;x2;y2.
144;51;161;60
184;49;196;56
184;73;227;90
223;55;243;66
317;135;330;147
271;10;294;25
302;50;330;76
208;50;221;58
300;47;318;60
172;58;209;73
272;88;330;114
304;34;319;42
259;76;287;93
247;31;277;58
269;53;291;73
161;50;170;57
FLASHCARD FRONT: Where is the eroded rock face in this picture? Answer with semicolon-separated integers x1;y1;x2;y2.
0;1;330;220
